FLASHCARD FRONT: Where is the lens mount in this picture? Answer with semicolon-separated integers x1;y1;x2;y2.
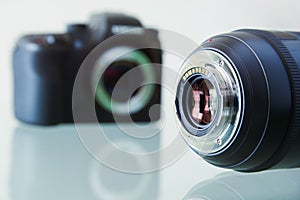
92;46;156;115
176;50;244;155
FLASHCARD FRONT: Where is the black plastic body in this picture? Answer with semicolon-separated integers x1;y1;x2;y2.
185;30;300;172
13;13;162;125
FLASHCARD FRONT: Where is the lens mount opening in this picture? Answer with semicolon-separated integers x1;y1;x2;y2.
176;50;244;155
92;46;156;115
181;72;219;136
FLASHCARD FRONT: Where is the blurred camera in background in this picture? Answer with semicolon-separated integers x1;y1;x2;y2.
13;13;162;125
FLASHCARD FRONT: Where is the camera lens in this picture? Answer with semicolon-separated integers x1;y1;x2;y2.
93;47;156;115
175;30;300;171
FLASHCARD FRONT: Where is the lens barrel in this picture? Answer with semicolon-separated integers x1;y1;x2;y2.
175;30;300;172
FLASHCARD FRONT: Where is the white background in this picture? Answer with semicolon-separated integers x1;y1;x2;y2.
1;0;300;123
1;0;300;199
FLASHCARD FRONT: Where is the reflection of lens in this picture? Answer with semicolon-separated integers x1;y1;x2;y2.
176;30;300;172
93;47;156;115
183;169;300;200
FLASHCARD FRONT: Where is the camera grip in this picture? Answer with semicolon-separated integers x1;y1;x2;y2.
13;36;69;125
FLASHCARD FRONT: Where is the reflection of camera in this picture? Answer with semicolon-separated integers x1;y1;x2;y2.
175;30;300;172
11;125;159;200
13;13;162;125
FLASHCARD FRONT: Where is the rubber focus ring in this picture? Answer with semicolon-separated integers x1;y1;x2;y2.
239;29;300;170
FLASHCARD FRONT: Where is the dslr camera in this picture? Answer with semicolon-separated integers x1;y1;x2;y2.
13;13;162;125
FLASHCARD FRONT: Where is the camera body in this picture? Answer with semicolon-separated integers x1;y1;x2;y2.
13;13;162;125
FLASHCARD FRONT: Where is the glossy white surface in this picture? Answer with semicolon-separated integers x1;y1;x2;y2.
1;0;300;199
